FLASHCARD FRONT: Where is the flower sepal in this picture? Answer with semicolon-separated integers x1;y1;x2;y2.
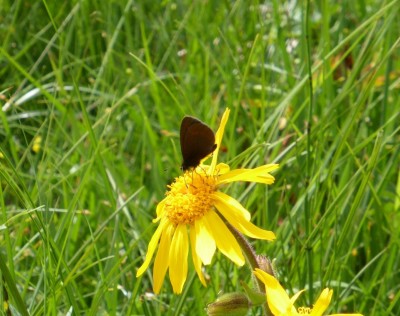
241;281;266;306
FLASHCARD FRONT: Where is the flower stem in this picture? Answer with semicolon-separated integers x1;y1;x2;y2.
221;217;272;316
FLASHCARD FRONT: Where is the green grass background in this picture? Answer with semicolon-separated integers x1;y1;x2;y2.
1;0;399;315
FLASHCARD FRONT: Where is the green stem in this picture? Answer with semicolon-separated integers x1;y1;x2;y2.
0;252;29;316
223;219;272;316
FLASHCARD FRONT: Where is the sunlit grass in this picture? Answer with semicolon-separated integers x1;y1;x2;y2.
0;0;399;315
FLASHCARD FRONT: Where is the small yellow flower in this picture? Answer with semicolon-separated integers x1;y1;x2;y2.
32;136;42;153
137;108;278;294
254;269;363;316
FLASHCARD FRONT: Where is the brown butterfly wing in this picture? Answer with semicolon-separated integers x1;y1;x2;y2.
180;116;216;170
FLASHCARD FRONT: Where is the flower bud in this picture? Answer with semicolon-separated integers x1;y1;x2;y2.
206;292;250;316
256;255;275;277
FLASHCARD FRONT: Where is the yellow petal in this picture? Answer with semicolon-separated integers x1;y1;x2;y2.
213;194;276;240
254;269;297;315
218;164;279;185
205;211;245;266
210;108;230;173
212;191;251;221
194;216;216;265
136;218;168;277
189;227;207;286
311;288;332;316
168;224;189;294
155;198;166;220
290;290;305;306
214;163;230;175
153;222;174;293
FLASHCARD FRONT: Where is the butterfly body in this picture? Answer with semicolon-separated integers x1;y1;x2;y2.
180;116;217;171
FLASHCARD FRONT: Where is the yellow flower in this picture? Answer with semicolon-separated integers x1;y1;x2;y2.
254;269;363;316
32;136;42;153
137;108;278;294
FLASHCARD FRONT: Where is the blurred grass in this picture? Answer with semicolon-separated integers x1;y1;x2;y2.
1;0;399;315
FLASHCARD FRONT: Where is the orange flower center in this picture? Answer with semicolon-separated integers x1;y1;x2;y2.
164;168;216;225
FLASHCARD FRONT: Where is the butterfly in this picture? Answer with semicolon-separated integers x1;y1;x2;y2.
180;116;217;171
